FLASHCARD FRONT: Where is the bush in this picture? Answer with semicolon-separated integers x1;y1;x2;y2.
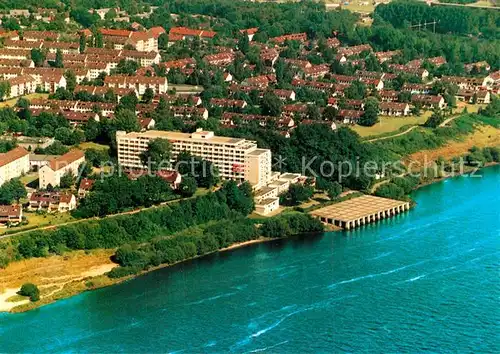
107;266;142;278
19;283;40;302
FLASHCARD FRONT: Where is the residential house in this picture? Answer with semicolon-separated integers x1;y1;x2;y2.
29;191;77;213
0;205;22;226
456;89;491;104
270;33;307;44
240;28;258;42
411;94;446;110
77;178;95;198
338;109;364;124
210;98;247;110
2;75;37;99
379;102;410;116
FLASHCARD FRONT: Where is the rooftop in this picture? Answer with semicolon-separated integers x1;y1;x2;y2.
118;130;255;147
310;195;408;222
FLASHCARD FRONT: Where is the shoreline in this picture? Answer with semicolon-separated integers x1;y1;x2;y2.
0;237;279;314
413;162;499;191
2;165;498;314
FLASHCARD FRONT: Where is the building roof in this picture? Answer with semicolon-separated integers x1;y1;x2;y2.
0;204;22;218
0;146;29;168
47;149;85;171
78;178;95;191
30;191;74;204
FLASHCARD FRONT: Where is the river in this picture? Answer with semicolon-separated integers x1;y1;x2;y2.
1;166;499;353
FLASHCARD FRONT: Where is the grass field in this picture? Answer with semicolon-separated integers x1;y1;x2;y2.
77;142;110;151
19;172;39;186
352;103;486;138
0;212;75;235
352;113;430;137
325;0;377;13
0;93;49;108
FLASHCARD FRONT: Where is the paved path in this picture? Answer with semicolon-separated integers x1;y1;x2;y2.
439;115;459;127
366;126;419;143
0;192;210;240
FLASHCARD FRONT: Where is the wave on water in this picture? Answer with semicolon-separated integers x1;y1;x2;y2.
187;292;237;305
245;340;289;353
327;260;427;289
203;341;217;348
367;251;393;261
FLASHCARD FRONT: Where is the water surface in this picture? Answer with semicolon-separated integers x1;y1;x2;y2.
1;166;499;353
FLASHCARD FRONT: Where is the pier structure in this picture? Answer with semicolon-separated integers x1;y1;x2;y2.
310;195;410;230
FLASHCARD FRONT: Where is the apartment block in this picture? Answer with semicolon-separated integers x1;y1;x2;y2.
39;149;85;189
0;147;30;186
116;130;272;188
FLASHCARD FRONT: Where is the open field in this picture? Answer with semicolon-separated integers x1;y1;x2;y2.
0;249;117;312
325;0;377;13
405;125;500;168
353;103;486;138
0;93;49;108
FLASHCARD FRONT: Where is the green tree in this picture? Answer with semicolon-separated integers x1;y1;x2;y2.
178;176;197;197
261;91;283;116
322;106;338;121
140;138;173;171
280;183;314;206
60;171;75;189
19;283;40;302
327;182;342;200
116;59;139;75
113;109;140;132
0;178;27;204
359;97;379;127
238;33;250;54
344;80;367;100
142;88;154;104
64;70;77;93
54;49;64;68
0;82;11;101
79;33;86;53
31;49;46;67
424;110;445;128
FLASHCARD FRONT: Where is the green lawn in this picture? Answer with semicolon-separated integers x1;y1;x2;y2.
1;212;75;235
351;114;430;137
19;173;39;186
77;142;110;151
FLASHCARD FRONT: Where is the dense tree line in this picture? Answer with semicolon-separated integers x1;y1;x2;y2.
110;212;323;278
74;174;177;218
10;181;256;265
375;0;499;39
374;176;420;201
0;179;27;205
218;124;392;191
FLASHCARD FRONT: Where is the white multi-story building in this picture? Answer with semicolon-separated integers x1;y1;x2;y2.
39;149;85;189
116;130;272;188
0;147;30;186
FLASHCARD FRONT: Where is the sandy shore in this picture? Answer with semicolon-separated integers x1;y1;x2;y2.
0;238;282;313
220;238;276;252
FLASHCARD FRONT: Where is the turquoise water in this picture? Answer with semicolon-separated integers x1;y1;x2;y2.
1;166;499;353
